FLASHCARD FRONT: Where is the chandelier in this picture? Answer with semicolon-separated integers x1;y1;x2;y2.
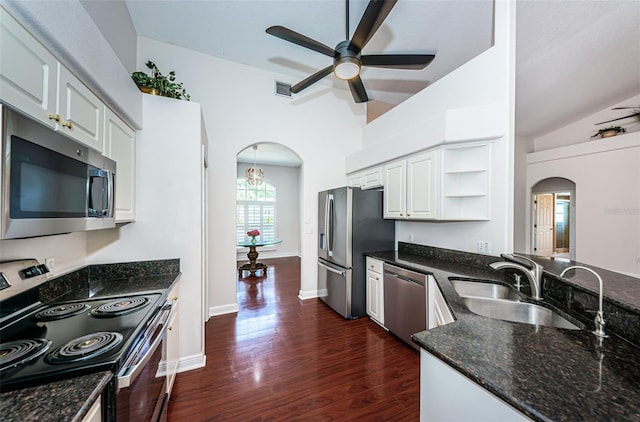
246;145;264;186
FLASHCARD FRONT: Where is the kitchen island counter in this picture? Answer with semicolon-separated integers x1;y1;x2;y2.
367;243;640;421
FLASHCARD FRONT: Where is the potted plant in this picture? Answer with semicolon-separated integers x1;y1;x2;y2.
591;126;626;139
131;61;191;100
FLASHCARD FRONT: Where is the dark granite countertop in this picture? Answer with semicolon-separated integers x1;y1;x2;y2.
0;372;112;422
0;259;180;421
367;244;640;422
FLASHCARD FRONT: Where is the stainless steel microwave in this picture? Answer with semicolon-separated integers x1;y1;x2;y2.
1;104;116;239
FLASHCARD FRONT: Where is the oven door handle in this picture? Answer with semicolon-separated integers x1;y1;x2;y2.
117;303;172;389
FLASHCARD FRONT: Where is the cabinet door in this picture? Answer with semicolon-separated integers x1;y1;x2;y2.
0;7;57;128
57;65;103;151
104;108;136;222
366;269;384;325
362;166;383;189
166;286;180;396
407;151;438;219
383;160;406;218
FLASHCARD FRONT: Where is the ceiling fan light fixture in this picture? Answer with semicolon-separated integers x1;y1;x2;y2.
334;57;360;80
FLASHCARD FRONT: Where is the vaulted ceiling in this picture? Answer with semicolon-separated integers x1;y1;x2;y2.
124;0;640;144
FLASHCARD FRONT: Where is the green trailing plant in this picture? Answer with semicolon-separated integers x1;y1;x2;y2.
131;61;190;100
591;126;626;138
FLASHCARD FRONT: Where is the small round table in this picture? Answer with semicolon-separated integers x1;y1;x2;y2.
237;239;282;276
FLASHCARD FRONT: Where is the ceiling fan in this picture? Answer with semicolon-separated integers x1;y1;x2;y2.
595;106;640;125
266;0;435;103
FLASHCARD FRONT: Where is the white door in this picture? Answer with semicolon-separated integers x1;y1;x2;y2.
535;194;554;256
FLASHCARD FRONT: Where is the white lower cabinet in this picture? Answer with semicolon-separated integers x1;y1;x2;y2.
365;258;385;327
81;396;102;422
103;108;136;222
420;349;530;421
165;283;180;396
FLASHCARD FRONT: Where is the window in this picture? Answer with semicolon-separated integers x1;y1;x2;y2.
237;178;276;244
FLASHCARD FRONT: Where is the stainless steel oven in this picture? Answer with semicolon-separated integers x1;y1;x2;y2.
115;301;173;421
1;103;116;239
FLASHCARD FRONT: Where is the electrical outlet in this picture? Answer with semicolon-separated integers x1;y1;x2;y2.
45;257;55;273
477;241;491;254
409;233;414;242
636;256;640;264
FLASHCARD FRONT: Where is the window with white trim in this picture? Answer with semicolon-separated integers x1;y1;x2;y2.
236;178;276;244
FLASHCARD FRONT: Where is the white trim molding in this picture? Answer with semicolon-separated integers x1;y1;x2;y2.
177;353;207;373
209;303;239;317
298;289;320;300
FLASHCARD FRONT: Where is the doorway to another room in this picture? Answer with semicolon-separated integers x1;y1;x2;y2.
531;178;576;260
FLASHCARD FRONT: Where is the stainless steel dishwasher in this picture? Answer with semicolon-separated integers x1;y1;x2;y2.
383;263;427;350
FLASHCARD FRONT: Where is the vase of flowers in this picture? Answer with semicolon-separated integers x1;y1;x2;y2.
247;229;260;244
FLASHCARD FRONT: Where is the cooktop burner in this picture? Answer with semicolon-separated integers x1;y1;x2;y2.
46;332;123;364
0;339;52;372
90;296;150;317
33;303;90;321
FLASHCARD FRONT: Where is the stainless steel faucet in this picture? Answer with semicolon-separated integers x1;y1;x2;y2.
560;266;608;338
489;254;544;300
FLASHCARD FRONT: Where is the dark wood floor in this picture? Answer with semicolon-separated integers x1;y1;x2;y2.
167;256;420;421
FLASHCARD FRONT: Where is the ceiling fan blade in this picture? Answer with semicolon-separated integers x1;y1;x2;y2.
347;76;369;103
594;111;640;125
350;0;398;52
290;65;334;93
362;54;436;69
266;26;335;57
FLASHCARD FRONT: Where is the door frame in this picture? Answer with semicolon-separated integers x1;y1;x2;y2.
530;188;576;260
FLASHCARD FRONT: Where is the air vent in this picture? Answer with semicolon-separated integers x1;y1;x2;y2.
275;81;291;97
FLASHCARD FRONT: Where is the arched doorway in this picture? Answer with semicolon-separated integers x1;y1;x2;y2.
235;142;303;297
531;177;576;260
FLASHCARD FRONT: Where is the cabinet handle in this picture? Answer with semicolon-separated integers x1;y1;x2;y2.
48;114;60;122
407;213;411;217
400;213;404;216
172;297;178;301
168;326;173;331
62;121;73;129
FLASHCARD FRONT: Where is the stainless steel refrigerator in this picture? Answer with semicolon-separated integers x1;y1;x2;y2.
318;186;395;318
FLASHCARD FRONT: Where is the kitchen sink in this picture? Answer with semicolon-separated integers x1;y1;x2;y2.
450;279;522;301
461;296;582;330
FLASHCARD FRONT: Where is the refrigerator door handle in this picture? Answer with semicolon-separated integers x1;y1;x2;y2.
327;193;334;257
318;260;345;276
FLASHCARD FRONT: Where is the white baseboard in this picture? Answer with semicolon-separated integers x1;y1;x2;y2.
209;303;239;317
298;289;320;300
177;353;207;373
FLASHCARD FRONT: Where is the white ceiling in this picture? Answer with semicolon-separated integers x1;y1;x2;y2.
124;0;640;163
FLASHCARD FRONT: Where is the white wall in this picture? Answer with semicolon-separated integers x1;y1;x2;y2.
534;94;640;151
87;95;207;368
514;135;534;252
135;36;365;311
349;0;517;256
0;232;87;279
236;163;301;259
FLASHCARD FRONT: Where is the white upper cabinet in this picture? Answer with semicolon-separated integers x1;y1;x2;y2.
383;159;407;218
0;6;104;152
384;151;438;220
382;143;491;221
104;107;136;222
0;7;57;128
57;65;103;152
406;151;439;219
348;166;383;189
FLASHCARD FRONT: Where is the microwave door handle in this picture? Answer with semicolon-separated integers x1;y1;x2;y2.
105;170;115;218
88;171;98;217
